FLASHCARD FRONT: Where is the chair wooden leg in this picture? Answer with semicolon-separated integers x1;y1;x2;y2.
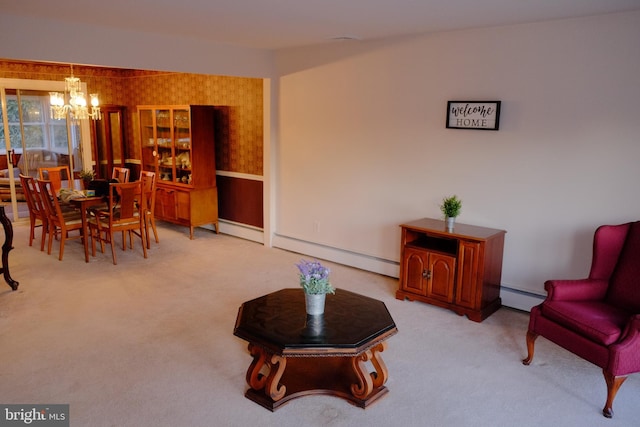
110;231;118;265
40;221;47;252
47;227;55;255
150;216;159;243
522;330;538;365
141;225;147;259
28;218;35;246
58;233;66;261
90;226;96;257
603;371;627;418
144;214;150;249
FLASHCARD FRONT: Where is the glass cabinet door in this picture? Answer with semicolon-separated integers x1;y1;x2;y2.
173;109;192;185
155;109;173;182
139;109;157;176
139;107;193;186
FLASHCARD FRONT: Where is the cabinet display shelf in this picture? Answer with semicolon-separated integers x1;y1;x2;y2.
396;218;506;322
138;105;218;239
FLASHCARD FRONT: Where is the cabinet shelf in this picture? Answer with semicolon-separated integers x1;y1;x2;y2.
406;235;458;256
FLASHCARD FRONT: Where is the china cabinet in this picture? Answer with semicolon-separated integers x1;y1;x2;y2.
396;218;506;322
138;105;218;239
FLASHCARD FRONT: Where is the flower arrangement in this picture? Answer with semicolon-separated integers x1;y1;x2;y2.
79;169;95;182
296;259;335;295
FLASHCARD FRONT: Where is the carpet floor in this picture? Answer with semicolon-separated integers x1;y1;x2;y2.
0;221;638;427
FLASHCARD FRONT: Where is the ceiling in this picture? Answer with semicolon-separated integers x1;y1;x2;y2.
1;0;639;50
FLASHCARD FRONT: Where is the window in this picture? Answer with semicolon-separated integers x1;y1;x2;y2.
0;89;77;154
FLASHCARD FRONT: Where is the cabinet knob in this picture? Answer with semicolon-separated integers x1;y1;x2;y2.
422;269;431;279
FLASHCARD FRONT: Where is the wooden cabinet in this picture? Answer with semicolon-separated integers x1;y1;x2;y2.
138;105;218;239
397;218;506;322
91;105;126;180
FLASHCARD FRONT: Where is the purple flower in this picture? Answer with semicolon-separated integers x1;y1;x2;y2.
296;259;335;294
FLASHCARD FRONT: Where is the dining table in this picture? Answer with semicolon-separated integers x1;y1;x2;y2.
69;196;106;262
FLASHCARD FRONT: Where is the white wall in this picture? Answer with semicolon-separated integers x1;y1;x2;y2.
273;11;640;304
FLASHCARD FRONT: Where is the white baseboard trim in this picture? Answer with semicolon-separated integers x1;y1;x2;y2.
217;230;543;313
201;220;265;243
500;286;544;312
272;234;400;277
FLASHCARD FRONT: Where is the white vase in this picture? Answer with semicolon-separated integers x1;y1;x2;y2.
304;293;326;316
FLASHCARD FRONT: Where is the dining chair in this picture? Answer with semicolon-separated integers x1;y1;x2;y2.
36;178;83;260
112;167;130;183
38;165;74;194
139;171;159;248
89;181;147;265
19;174;47;251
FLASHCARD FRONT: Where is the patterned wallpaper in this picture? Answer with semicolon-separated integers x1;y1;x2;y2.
0;59;263;175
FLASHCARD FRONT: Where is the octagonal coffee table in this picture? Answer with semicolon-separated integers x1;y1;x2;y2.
233;288;398;411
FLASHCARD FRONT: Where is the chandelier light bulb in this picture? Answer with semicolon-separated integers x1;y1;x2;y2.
75;93;87;107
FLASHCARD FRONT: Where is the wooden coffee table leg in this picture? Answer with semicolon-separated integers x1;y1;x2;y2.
244;344;287;402
351;341;389;399
265;354;287;401
369;341;389;387
246;343;267;390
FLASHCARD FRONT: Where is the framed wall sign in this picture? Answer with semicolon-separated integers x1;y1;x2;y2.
446;101;501;131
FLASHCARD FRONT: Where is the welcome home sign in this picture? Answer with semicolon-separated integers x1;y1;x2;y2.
446;101;501;130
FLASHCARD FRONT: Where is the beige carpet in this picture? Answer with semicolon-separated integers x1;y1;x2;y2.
0;221;638;427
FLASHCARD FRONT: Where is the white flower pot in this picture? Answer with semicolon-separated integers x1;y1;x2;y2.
446;216;456;231
305;293;326;316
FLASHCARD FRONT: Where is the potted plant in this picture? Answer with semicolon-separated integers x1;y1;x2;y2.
79;169;95;188
296;259;335;315
440;195;462;230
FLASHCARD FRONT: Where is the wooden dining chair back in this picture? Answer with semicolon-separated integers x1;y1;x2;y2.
36;178;83;260
112;167;130;183
38;166;74;193
19;174;47;251
89;181;147;265
139;171;159;248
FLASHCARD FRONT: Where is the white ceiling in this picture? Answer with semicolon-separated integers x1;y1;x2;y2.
1;0;639;50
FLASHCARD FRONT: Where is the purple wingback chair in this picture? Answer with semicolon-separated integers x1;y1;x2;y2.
523;221;640;418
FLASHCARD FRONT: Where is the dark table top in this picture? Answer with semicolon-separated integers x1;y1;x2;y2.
234;288;397;356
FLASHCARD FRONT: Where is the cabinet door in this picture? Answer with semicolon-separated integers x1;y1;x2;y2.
402;247;428;296
428;253;456;303
402;247;456;301
155;187;177;221
176;190;190;221
455;241;481;309
156;109;176;183
139;109;158;176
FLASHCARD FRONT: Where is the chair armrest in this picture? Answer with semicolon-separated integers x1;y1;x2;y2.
544;279;609;301
618;314;640;343
608;315;640;374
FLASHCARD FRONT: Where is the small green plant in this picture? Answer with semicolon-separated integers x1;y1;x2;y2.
79;169;95;181
440;195;462;218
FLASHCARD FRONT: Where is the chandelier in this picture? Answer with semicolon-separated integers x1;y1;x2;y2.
49;64;101;120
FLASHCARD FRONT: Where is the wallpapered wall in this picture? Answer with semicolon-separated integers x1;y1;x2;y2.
0;60;263;176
